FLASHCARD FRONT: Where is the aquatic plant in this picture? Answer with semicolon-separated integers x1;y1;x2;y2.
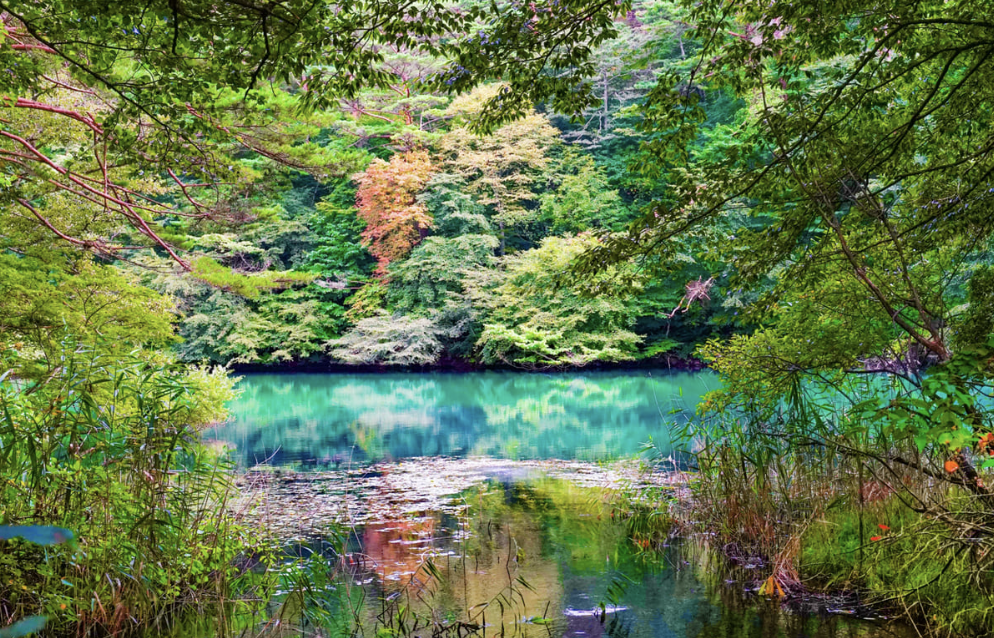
672;357;994;636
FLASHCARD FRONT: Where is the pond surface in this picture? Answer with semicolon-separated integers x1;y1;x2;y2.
209;369;716;467
211;370;912;638
237;465;911;638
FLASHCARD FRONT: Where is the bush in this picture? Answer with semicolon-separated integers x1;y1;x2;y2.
0;346;256;635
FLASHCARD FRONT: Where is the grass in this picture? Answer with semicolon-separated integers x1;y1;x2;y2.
0;348;289;637
669;428;994;637
800;497;994;635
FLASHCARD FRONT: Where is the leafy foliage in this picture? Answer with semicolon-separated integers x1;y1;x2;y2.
10;0;994;633
0;347;244;635
592;2;994;630
540;150;634;233
439;87;561;250
328;312;456;366
355;151;435;274
388;235;499;313
472;235;642;367
0;253;175;379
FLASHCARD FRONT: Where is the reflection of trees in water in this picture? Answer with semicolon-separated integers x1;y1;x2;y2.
361;518;438;584
210;371;714;466
271;477;896;638
369;479;682;637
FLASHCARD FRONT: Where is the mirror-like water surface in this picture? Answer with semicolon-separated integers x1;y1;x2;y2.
210;369;715;466
211;371;912;638
351;478;909;638
234;468;912;638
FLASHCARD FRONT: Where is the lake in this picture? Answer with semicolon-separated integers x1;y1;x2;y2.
209;370;912;638
208;369;717;467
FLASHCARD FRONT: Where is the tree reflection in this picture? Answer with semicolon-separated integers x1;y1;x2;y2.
208;370;715;467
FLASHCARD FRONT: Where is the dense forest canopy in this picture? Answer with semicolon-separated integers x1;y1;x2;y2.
1;0;728;373
5;0;994;455
3;0;994;456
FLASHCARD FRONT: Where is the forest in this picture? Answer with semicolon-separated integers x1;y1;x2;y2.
2;0;994;636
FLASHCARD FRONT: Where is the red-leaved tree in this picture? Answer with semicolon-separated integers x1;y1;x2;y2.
354;151;434;275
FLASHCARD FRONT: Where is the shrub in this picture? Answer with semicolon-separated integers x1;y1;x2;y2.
0;346;255;635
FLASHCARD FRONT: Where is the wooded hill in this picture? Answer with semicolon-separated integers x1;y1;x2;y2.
1;0;742;370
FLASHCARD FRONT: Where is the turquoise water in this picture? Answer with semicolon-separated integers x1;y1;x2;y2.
209;369;912;638
208;369;717;467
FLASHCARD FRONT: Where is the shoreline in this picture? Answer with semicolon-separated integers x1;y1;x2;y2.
226;353;707;375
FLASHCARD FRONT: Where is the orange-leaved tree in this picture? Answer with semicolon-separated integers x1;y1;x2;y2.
354;151;434;275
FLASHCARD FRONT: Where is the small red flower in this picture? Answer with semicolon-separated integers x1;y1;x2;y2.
870;536;882;542
878;524;890;531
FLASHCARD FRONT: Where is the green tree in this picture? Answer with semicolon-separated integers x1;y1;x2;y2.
471;235;642;367
0;252;175;378
438;86;562;252
582;0;994;395
541;150;633;233
596;0;994;366
1;0;630;266
584;2;994;626
388;235;499;314
328;312;456;366
418;173;492;238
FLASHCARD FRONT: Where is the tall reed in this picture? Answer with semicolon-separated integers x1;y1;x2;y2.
672;372;994;636
0;345;256;636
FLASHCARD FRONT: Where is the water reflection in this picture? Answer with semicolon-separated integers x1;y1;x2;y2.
327;478;910;638
208;370;715;466
205;371;912;638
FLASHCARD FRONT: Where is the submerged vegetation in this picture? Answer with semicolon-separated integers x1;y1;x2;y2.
3;0;994;636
